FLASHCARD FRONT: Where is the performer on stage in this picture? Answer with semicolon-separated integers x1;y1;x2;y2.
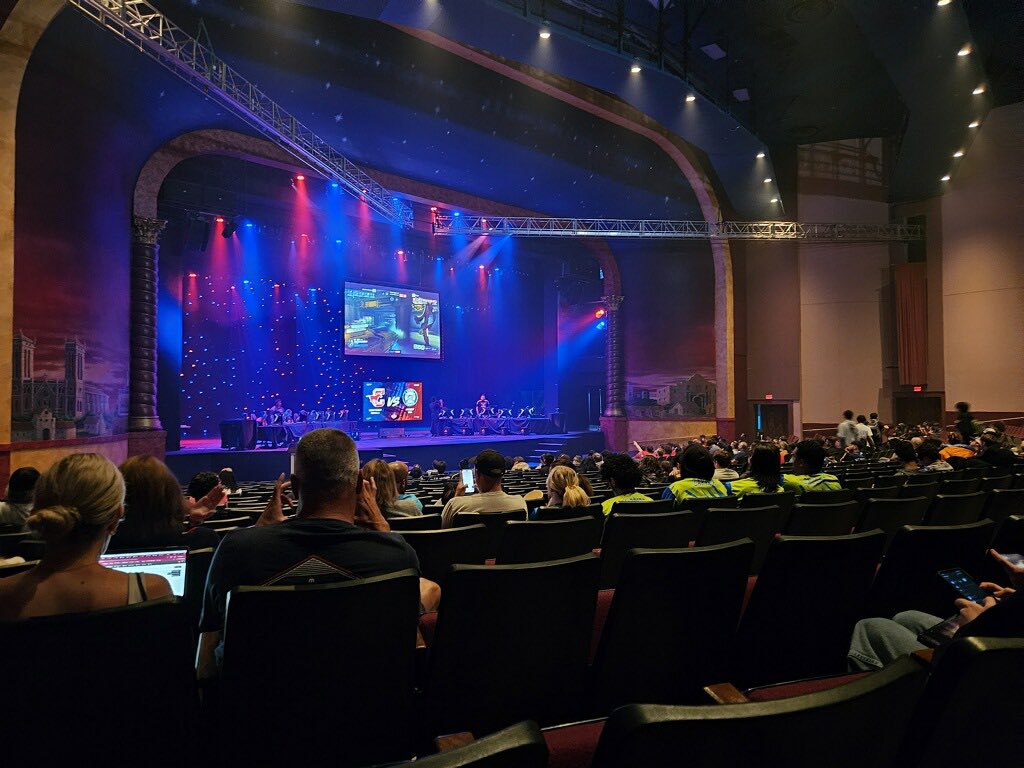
475;394;490;417
429;397;444;436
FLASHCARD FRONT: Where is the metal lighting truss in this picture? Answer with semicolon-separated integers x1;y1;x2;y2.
432;215;922;242
67;0;413;227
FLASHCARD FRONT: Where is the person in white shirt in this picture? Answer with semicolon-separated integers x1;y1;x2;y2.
837;410;859;447
712;452;739;481
854;414;874;447
441;449;527;527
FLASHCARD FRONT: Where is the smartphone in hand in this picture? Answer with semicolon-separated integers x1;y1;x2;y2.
937;568;989;603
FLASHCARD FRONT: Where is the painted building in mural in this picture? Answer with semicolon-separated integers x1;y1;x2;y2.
10;332;114;441
626;373;717;418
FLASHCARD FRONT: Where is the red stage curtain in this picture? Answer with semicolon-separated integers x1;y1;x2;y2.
895;262;928;386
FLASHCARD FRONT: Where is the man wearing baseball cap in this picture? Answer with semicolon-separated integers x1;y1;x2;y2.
441;448;528;527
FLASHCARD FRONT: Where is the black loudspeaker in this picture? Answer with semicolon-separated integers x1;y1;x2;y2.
186;219;211;252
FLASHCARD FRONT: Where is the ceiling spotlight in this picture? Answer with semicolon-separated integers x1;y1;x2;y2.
770;197;779;203
756;151;766;159
957;44;971;56
763;177;773;183
941;174;951;181
295;174;305;181
953;150;964;158
685;94;696;103
221;219;238;238
539;29;551;39
630;62;642;74
972;85;985;95
936;0;952;5
968;120;980;128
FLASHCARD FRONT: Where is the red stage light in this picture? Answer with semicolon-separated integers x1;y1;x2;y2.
430;206;438;212
215;216;224;223
187;272;197;278
595;308;606;319
295;174;305;181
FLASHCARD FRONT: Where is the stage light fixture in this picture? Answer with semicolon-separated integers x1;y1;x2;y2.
770;197;779;203
968;120;980;128
953;150;964;158
215;216;224;223
539;29;551;39
595;308;606;319
957;45;971;56
763;177;773;183
685;94;696;103
972;85;985;95
756;151;765;159
597;320;607;330
453;211;461;217
941;174;951;181
244;221;254;228
936;0;952;6
430;206;438;212
188;272;198;278
630;61;642;74
330;182;339;188
295;174;305;181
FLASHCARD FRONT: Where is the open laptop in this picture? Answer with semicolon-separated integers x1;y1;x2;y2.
99;549;188;597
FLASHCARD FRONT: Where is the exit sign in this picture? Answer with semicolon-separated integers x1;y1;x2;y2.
913;386;923;392
765;394;774;400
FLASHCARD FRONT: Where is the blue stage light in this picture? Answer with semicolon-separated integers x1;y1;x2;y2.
453;211;461;217
244;221;254;228
331;182;339;188
597;320;607;330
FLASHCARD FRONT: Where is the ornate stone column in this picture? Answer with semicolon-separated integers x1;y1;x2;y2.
129;216;165;433
603;294;625;418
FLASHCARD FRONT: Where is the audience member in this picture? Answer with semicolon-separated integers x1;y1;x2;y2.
917;441;954;473
361;459;410;520
662;444;728;503
638;455;666;482
110;456;220;552
855;415;874;447
544;466;590;509
537;453;555;473
727;444;784;496
848;549;1024;671
388;461;424;517
409;464;423;479
891;441;920;475
511;456;531;472
0;454;173;620
600;453;651;516
426;459;447;477
712;452;739;481
782;440;842;493
837;410;858;447
198;429;436;678
954;401;980;443
0;467;40;532
440;449;528;527
218;467;240;494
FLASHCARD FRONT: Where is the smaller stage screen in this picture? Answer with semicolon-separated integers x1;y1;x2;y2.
363;381;424;422
344;282;441;359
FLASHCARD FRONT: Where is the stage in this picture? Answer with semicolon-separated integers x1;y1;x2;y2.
166;430;605;484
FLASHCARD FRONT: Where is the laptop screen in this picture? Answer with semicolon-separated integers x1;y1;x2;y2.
99;549;188;597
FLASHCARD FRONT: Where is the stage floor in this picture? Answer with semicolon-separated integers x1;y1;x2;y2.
166;431;605;483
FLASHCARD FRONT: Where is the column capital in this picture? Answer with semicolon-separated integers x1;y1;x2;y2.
131;216;166;246
602;294;625;311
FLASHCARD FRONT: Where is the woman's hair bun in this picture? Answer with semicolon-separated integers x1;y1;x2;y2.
26;505;82;541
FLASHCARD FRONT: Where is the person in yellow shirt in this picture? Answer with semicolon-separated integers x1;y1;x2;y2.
781;440;842;494
601;453;652;516
662;444;728;504
727;444;785;497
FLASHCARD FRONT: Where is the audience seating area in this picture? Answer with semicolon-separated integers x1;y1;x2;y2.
1;459;1023;765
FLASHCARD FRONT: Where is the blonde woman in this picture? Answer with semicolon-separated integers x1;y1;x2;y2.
546;465;590;508
0;454;172;620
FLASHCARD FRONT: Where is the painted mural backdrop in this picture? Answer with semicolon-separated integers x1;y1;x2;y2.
615;241;717;419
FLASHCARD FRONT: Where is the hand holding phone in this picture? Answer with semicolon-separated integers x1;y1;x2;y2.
937;567;989;604
460;468;476;495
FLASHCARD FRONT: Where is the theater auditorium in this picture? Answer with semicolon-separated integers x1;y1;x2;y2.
0;0;1022;765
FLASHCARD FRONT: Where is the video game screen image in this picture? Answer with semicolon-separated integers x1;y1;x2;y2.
362;381;424;422
343;282;441;359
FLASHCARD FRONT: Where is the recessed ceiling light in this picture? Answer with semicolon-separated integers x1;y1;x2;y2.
539;29;551;39
756;151;766;159
936;0;952;6
957;45;972;56
953;150;964;158
763;177;772;183
685;94;696;103
630;62;642;74
941;174;951;181
770;198;779;203
968;120;980;128
973;85;986;95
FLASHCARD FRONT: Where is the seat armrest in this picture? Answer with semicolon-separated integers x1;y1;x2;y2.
912;648;935;666
435;732;475;752
703;682;750;704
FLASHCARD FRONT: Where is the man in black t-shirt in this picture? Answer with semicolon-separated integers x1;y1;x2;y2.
197;429;435;678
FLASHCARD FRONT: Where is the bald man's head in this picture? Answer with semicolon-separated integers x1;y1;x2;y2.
293;429;359;510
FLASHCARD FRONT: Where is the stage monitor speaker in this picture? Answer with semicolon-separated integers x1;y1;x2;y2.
379;427;406;438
